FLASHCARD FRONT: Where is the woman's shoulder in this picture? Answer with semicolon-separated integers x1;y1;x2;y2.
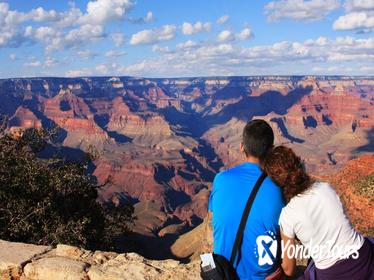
297;181;336;196
284;181;341;213
310;181;338;196
282;181;331;207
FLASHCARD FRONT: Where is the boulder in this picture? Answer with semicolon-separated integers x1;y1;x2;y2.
0;240;51;279
23;256;89;280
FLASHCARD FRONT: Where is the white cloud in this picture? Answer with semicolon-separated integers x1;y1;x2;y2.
105;50;126;57
265;0;340;21
110;32;125;47
77;50;99;59
118;36;374;76
24;56;59;68
65;69;89;77
333;12;374;31
333;0;374;32
32;26;55;41
236;28;253;40
314;36;328;46
0;0;135;52
181;21;212;35
152;45;171;53
127;10;154;24
217;30;234;42
144;11;153;22
24;60;42;67
78;0;133;26
28;7;59;22
0;3;68;48
217;15;230;24
9;53;17;60
360;65;374;72
218;28;253;42
95;63;110;74
65;62;123;77
345;0;374;12
176;40;198;50
55;4;83;29
62;35;374;77
130;25;176;45
122;60;147;74
43;24;105;52
0;3;26;47
44;56;58;67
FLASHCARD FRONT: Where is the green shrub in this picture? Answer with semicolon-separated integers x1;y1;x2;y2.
0;127;134;251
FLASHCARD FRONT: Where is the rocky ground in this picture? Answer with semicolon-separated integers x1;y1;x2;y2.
0;240;201;280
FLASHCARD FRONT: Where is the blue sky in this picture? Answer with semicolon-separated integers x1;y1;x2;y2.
0;0;373;78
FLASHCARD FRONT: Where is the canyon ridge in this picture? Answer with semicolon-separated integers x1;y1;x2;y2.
1;75;373;258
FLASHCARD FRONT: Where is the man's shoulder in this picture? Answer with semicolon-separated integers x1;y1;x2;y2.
262;176;281;191
214;164;246;182
260;177;284;204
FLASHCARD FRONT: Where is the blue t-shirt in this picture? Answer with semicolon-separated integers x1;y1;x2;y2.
209;162;284;280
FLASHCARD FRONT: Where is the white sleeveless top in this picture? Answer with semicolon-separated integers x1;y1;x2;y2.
279;182;364;269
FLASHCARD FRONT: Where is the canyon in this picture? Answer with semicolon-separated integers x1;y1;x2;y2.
0;76;373;258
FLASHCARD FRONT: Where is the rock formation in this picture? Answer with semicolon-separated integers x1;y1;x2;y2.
0;76;373;256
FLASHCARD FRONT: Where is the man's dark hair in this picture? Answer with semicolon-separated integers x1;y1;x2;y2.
242;119;274;160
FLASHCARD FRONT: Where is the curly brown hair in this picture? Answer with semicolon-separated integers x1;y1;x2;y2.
263;146;314;203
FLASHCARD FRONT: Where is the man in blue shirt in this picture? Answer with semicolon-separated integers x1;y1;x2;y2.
208;119;284;279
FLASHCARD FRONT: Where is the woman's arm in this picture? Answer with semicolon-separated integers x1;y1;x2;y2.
280;230;296;277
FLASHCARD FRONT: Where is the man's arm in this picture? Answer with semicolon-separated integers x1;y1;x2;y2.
203;211;213;252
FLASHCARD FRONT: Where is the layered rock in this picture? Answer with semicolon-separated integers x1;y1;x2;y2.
106;96;173;143
43;89;107;149
8;107;42;129
0;75;373;257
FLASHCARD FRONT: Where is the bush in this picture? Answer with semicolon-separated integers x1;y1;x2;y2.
354;172;374;201
0;126;134;251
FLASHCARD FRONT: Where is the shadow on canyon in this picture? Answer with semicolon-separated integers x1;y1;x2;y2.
161;86;313;138
94;113;132;143
119;232;191;263
355;127;374;153
270;117;305;144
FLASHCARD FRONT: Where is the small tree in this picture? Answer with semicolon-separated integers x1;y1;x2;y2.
0;123;134;251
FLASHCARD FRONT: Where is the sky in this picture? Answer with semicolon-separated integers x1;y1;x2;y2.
0;0;373;78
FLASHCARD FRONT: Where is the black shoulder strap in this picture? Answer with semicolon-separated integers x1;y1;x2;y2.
229;172;267;267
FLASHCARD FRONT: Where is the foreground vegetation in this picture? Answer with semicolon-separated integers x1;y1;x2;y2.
354;172;374;201
0;120;134;251
354;172;374;236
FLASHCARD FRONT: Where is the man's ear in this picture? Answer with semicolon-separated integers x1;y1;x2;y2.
240;142;244;153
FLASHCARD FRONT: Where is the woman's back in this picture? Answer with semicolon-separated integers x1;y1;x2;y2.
279;181;364;269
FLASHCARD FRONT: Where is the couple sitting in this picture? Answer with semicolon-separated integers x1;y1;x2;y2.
208;119;374;280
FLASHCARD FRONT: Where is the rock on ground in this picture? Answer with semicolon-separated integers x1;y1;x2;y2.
0;240;201;280
0;240;51;280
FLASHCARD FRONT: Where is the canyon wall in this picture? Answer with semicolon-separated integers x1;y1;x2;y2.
0;76;373;249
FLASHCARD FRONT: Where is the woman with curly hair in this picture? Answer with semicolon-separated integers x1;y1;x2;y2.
263;146;374;280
